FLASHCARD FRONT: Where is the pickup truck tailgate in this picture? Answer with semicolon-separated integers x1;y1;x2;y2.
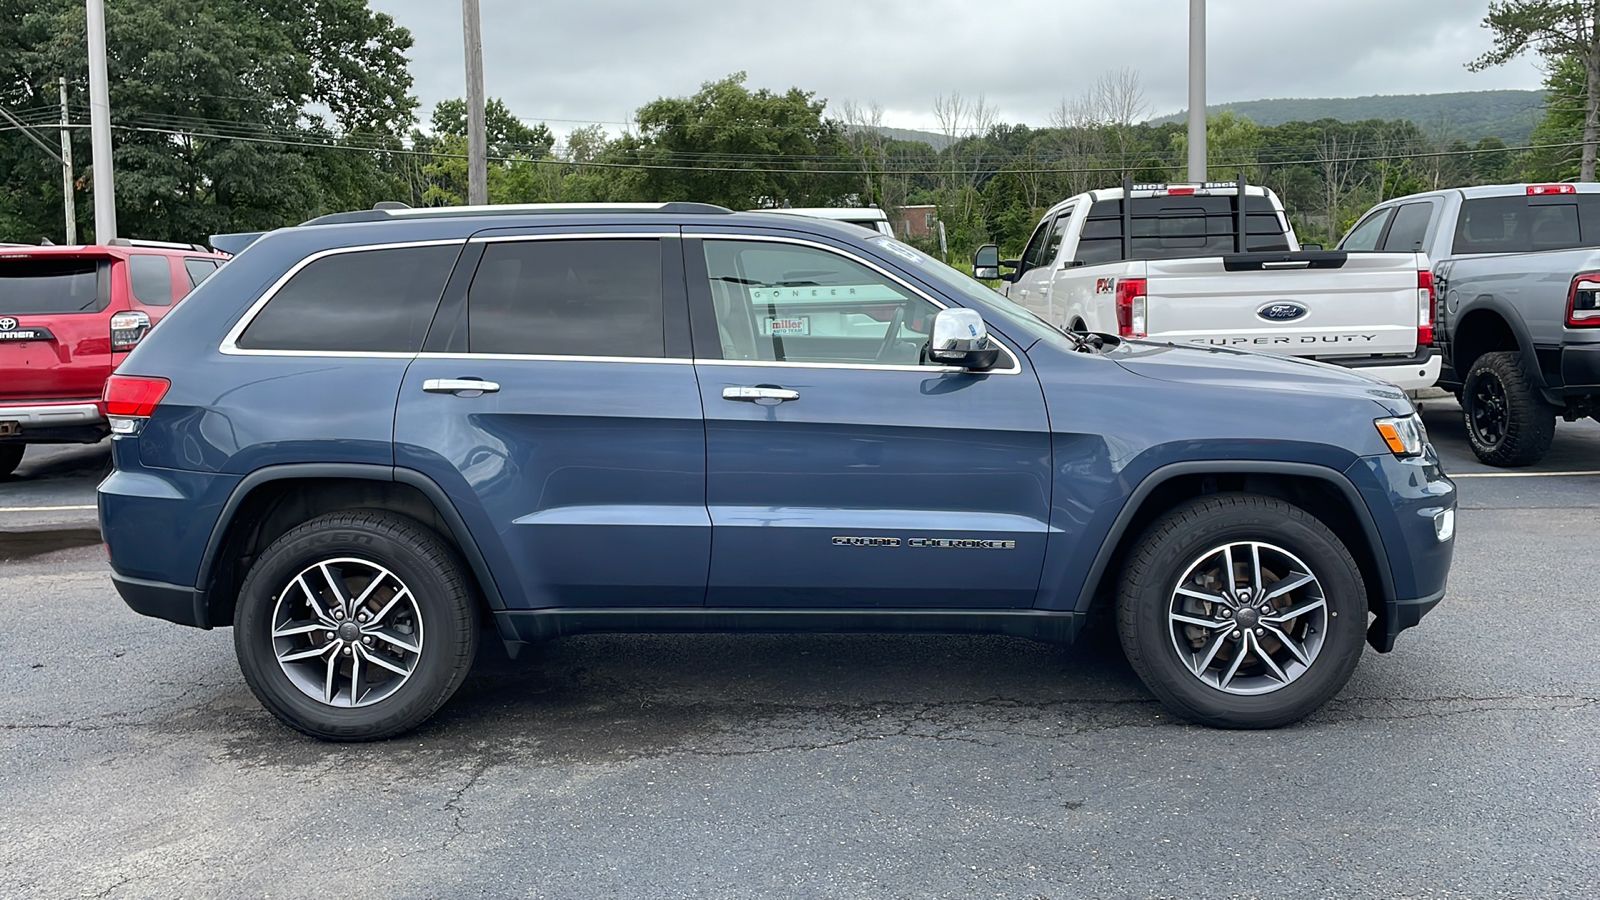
1145;251;1426;358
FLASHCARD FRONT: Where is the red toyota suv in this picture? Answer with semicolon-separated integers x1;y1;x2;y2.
0;240;228;476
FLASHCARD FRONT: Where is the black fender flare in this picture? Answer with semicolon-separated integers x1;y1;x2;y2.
195;463;509;626
1450;293;1541;388
1071;460;1396;612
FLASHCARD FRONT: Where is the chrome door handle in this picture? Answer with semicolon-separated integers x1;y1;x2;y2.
423;378;501;394
722;386;799;402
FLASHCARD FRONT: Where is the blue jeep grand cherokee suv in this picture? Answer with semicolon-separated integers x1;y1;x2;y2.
98;203;1455;740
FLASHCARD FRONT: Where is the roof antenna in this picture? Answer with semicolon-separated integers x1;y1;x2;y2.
373;201;411;210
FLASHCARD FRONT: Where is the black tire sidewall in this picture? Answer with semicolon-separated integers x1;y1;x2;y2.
234;514;476;741
1461;351;1554;467
1119;496;1366;729
0;444;24;478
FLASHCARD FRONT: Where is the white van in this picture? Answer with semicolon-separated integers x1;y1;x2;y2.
753;207;894;236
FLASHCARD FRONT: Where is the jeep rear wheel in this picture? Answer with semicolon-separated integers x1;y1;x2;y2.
1117;493;1366;729
1462;351;1555;467
233;511;478;741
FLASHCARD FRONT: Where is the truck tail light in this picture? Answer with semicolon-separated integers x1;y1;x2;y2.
110;310;151;351
1568;272;1600;327
102;374;170;434
1417;270;1435;346
1115;277;1147;338
1527;184;1576;195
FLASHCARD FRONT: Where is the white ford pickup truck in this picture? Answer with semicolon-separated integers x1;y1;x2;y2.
973;182;1440;391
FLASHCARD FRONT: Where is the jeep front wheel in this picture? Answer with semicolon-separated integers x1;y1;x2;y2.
1117;493;1367;729
1462;351;1555;467
233;511;479;741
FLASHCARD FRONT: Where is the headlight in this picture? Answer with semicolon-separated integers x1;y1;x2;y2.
1374;414;1427;457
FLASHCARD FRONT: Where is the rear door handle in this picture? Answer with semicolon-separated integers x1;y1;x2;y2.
423;378;500;394
722;386;799;402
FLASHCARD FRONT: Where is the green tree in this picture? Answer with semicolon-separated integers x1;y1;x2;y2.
1469;1;1600;180
0;0;417;243
622;72;854;209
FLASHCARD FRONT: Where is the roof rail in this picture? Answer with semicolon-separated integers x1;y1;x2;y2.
108;237;210;252
299;201;733;227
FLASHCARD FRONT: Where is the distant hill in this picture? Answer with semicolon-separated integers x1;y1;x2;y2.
848;124;953;151
1151;90;1546;144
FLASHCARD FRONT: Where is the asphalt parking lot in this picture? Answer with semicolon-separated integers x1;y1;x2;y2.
2;405;1597;899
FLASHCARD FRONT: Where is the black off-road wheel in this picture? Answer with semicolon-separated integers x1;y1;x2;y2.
0;444;24;478
234;511;479;741
1117;493;1367;729
1461;351;1555;467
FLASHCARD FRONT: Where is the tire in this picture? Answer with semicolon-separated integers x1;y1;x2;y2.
1116;493;1367;729
233;511;479;741
1461;351;1555;467
0;444;22;478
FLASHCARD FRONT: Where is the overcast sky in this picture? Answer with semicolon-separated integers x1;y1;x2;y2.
373;0;1546;144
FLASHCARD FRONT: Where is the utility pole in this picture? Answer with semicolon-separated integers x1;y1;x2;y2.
1187;0;1207;184
59;77;76;245
461;0;487;206
86;0;116;242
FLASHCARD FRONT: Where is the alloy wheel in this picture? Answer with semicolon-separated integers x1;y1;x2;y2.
1167;541;1328;695
1470;371;1509;447
270;558;424;707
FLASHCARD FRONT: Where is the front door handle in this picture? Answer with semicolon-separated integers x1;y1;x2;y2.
423;378;501;395
722;386;799;402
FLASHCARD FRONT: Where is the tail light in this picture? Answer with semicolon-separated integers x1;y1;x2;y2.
1568;272;1600;327
1527;184;1576;195
110;310;151;351
1115;277;1147;338
102;374;170;434
1417;270;1435;346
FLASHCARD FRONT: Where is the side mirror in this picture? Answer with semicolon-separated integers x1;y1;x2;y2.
971;244;1000;280
1301;243;1323;251
927;308;1001;371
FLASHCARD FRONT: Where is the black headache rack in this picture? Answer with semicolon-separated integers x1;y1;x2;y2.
1075;175;1295;264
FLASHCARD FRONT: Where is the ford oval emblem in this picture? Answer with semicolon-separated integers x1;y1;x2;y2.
1258;301;1308;322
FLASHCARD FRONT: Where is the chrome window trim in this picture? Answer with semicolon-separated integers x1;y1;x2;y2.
417;352;693;365
687;231;1023;375
218;239;466;356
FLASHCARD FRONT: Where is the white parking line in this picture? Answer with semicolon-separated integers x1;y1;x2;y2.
0;504;98;512
1452;470;1600;479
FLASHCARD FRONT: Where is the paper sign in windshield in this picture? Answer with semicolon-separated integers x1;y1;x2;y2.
761;316;810;336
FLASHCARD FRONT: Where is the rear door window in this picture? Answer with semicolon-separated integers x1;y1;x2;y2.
1339;208;1392;251
1039;209;1075;268
128;254;175;306
0;257;108;314
467;239;664;358
1379;202;1434;253
236;244;459;352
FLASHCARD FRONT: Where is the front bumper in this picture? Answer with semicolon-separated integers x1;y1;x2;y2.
1345;447;1456;652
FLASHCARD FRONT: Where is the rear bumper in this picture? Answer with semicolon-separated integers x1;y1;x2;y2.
111;572;209;629
1325;348;1440;392
0;401;107;443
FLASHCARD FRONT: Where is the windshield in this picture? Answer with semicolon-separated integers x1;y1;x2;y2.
865;236;1059;344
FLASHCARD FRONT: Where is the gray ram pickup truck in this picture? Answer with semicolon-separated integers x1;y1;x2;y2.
1341;183;1600;465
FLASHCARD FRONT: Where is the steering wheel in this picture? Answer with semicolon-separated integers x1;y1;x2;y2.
873;305;908;363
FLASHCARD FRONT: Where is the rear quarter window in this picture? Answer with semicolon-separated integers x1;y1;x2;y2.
235;244;460;353
128;254;175;307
